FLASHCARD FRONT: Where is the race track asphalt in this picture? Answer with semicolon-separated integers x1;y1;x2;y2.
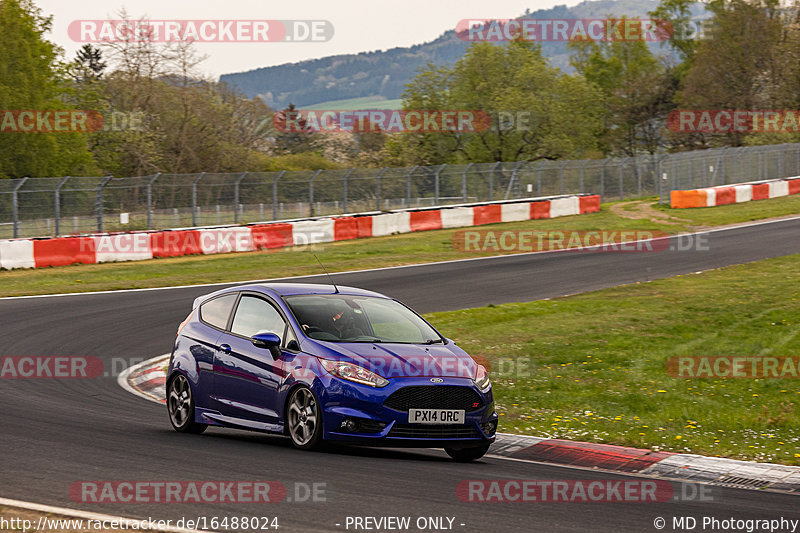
1;218;799;532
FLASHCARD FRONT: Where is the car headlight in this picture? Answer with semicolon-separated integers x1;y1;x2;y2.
474;364;491;391
320;359;389;388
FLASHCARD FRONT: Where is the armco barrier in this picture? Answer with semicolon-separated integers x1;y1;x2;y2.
670;176;800;208
0;194;599;270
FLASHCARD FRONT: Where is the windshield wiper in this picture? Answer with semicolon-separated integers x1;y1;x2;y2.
423;338;445;344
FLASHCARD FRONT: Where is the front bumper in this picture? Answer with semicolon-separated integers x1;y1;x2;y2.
315;375;497;448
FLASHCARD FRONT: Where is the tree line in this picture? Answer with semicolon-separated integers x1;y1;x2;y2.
1;0;798;179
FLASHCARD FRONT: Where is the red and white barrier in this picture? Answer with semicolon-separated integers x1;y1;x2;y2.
671;176;800;208
0;195;600;270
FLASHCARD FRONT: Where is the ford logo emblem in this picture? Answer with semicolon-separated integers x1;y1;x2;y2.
430;378;444;383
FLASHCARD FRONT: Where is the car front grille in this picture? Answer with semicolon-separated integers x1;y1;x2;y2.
388;424;482;439
383;385;484;412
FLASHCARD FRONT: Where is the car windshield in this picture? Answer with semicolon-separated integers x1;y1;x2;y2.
284;294;443;344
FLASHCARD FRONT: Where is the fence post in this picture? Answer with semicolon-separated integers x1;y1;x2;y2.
12;177;28;239
461;163;473;203
559;160;569;195
54;176;70;236
342;168;354;213
434;164;448;206
146;173;160;230
618;159;624;200
96;176;112;233
405;166;417;207
234;172;247;224
505;161;526;200
490;161;500;201
309;169;322;216
600;160;606;202
375;167;388;211
579;160;588;194
272;170;285;221
191;173;205;227
537;165;543;196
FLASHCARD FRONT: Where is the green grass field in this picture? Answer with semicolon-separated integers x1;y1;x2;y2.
1;195;799;297
428;253;800;464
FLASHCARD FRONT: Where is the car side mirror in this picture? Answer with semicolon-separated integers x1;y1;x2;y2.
251;332;282;359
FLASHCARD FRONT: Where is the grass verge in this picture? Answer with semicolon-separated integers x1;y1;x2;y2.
427;253;800;464
1;194;799;298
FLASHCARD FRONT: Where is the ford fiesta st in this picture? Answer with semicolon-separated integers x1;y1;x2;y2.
167;283;497;461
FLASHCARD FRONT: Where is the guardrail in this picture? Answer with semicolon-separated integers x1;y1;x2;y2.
0;194;600;270
670;176;800;208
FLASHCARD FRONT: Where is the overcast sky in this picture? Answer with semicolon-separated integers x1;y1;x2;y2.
37;0;582;79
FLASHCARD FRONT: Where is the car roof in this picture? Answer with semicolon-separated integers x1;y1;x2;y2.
193;283;387;308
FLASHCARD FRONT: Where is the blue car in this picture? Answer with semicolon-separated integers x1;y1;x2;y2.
167;283;497;461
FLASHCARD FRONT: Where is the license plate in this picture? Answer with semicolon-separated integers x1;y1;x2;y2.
408;408;465;424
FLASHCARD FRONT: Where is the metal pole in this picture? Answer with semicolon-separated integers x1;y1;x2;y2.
434;164;447;206
342;168;354;214
54;176;70;236
272;170;285;221
146;173;160;230
309;169;322;217
490;161;500;201
579;160;588;194
559;161;569;195
191;172;205;227
96;176;112;233
375;167;388;211
461;163;473;203
619;159;624;200
600;160;607;202
537;166;542;196
405;166;417;207
234;172;247;224
12;177;28;239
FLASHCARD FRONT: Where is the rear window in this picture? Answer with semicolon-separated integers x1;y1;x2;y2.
199;294;237;330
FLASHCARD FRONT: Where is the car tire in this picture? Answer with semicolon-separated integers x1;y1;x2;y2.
167;374;207;434
445;444;490;462
286;386;323;450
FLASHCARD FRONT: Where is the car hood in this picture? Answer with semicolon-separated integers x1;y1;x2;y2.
309;340;477;379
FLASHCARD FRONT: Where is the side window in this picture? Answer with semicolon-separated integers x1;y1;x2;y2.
199;294;238;330
230;295;286;338
283;323;299;351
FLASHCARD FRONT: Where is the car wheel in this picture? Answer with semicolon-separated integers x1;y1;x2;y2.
167;374;207;434
445;444;490;462
287;386;323;450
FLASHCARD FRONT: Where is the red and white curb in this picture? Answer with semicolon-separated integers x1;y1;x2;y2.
118;354;170;404
0;195;600;270
124;355;800;493
487;434;800;493
671;176;800;208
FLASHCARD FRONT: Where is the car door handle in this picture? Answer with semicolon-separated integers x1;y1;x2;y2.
220;344;231;354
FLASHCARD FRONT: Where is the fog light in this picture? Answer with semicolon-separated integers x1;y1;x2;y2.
339;418;359;432
481;419;498;435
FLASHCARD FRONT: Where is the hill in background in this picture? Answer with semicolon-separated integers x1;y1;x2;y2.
219;0;705;109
